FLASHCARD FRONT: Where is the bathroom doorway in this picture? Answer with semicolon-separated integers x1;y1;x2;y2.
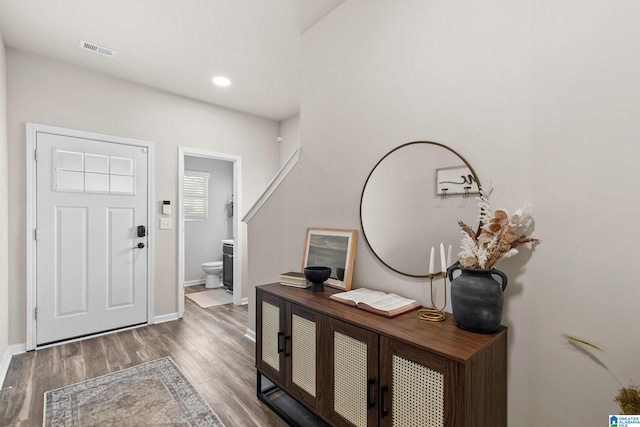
177;147;242;318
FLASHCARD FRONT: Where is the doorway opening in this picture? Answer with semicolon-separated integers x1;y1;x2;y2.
177;147;242;317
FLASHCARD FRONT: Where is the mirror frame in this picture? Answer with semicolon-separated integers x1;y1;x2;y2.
359;141;482;277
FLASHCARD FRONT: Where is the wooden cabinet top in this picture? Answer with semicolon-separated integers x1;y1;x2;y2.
257;283;506;364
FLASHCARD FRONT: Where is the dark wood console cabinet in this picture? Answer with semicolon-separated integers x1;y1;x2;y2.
256;283;507;427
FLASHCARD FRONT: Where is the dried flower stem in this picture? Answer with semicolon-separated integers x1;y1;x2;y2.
565;335;633;385
565;335;639;414
566;335;604;351
457;220;477;241
511;235;539;249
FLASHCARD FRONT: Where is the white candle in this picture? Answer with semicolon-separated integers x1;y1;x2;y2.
440;242;446;273
447;244;452;268
429;246;435;274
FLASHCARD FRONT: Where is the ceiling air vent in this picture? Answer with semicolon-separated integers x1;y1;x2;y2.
78;40;117;58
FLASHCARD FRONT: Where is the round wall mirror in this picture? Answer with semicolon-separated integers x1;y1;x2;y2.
360;141;481;277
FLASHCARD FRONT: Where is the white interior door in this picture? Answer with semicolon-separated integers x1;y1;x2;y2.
35;132;148;345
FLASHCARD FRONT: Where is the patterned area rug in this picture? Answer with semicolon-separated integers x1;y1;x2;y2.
43;357;224;427
186;288;233;308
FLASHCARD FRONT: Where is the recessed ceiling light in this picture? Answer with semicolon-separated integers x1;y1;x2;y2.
212;76;231;87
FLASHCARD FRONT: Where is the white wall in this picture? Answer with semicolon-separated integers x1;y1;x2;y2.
528;0;640;423
0;33;10;384
248;0;640;425
184;156;233;283
6;49;280;345
279;114;300;166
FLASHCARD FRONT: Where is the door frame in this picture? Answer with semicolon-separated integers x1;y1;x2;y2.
177;146;243;317
25;123;155;351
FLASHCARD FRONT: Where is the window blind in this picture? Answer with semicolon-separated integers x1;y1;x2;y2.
184;171;209;220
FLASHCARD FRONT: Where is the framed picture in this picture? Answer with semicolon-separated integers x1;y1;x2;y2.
435;165;480;197
301;228;357;291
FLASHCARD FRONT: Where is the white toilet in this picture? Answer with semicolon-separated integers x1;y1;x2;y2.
202;261;224;288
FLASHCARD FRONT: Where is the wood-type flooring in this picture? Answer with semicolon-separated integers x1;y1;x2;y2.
0;285;288;427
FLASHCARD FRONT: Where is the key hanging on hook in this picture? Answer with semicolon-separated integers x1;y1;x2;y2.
463;186;471;199
441;188;448;200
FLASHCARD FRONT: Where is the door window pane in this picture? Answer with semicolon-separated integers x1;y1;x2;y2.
56;150;84;171
111;156;134;175
56;170;84;192
85;173;110;193
110;175;135;194
85;154;109;173
53;149;136;195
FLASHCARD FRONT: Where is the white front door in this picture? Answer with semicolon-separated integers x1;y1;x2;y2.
35;131;148;345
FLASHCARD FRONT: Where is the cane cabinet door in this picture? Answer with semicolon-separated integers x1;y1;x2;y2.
286;303;323;411
323;316;379;427
256;291;286;386
379;337;460;427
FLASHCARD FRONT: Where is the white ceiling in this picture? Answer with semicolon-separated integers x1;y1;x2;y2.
0;0;344;121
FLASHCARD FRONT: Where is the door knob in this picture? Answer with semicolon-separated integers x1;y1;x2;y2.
133;243;145;249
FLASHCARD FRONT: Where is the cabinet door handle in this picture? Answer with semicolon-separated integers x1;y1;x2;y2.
379;385;389;418
284;335;291;357
367;379;375;409
277;331;284;353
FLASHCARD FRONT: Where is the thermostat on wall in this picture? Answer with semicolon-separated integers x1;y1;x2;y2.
162;200;171;215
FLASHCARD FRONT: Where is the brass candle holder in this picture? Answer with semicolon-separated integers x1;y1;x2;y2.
417;272;447;322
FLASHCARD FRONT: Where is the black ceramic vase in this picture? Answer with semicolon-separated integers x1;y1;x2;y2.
447;263;507;334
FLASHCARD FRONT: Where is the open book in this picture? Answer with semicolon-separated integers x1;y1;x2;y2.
329;288;421;318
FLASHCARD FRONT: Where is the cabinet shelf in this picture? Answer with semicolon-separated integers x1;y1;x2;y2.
258;374;329;427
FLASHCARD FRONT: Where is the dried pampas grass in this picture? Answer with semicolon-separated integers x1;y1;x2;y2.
458;186;539;269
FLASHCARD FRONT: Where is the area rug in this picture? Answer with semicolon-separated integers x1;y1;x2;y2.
186;288;233;308
43;357;224;427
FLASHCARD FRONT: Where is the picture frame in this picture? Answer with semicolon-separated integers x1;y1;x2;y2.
301;227;357;291
435;165;480;197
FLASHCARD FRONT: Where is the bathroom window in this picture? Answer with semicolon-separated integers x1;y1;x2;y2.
183;171;209;220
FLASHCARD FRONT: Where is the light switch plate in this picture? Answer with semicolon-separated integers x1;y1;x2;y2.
159;218;172;230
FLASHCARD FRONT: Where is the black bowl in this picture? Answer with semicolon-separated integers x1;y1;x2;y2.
304;266;331;292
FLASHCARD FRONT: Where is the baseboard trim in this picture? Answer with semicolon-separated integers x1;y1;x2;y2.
240;297;248;305
1;344;26;388
153;312;179;324
183;280;205;287
0;347;12;388
245;328;256;342
10;344;26;355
